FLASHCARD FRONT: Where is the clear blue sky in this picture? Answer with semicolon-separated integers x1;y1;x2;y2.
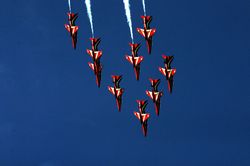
0;0;249;165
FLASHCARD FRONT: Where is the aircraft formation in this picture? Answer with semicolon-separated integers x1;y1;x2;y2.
64;0;176;137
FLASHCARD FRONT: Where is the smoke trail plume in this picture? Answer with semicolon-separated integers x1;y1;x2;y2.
68;0;71;13
85;0;95;37
123;0;134;43
142;0;146;16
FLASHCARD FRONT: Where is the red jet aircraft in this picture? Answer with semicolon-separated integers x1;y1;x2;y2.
159;55;176;93
137;16;156;54
125;43;144;80
134;100;150;137
87;38;102;63
87;38;103;87
146;79;163;116
64;13;79;49
108;75;124;111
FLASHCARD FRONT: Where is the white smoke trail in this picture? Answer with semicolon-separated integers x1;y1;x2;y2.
142;0;146;16
85;0;95;37
68;0;71;13
123;0;134;43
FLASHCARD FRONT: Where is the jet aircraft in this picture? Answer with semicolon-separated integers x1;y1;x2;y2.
108;75;124;111
87;38;102;64
137;16;156;54
125;43;144;80
134;100;150;137
146;79;163;116
87;38;103;87
65;12;79;49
